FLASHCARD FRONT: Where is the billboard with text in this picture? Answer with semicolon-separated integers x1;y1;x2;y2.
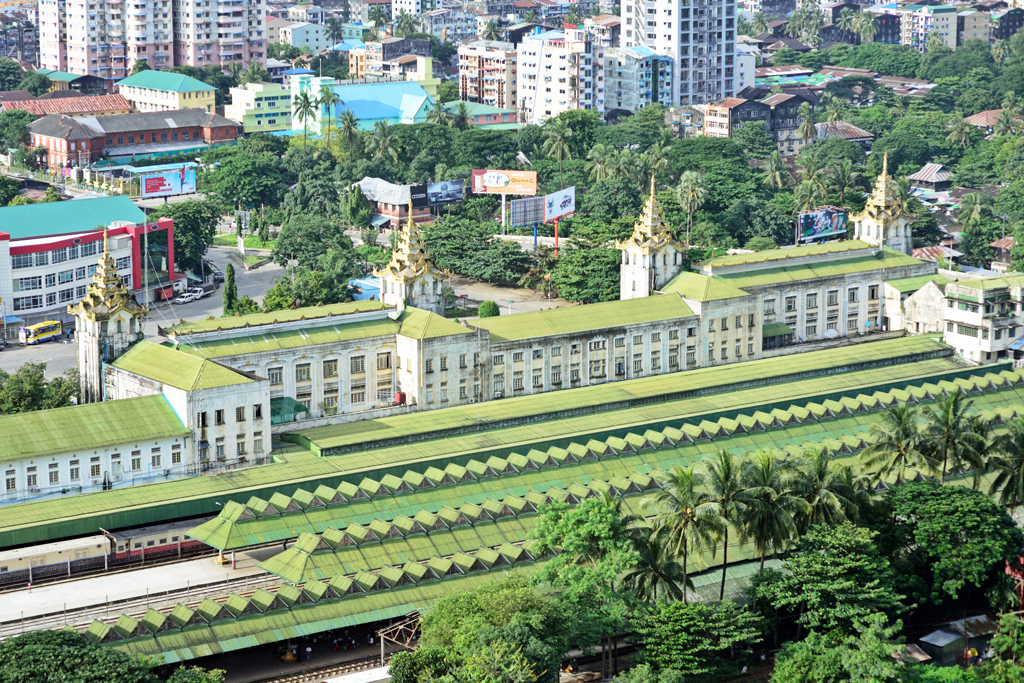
409;183;429;208
471;169;538;195
140;166;197;199
544;187;575;221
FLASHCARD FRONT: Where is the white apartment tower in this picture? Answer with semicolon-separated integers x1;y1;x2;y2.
620;0;737;105
516;28;594;125
39;0;265;82
459;39;517;110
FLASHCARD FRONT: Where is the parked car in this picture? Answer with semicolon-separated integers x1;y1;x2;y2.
190;282;217;298
173;292;200;304
212;271;225;283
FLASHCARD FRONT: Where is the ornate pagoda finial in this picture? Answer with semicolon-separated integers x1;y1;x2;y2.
407;197;415;230
103;226;109;256
649;175;656;199
882;151;889;179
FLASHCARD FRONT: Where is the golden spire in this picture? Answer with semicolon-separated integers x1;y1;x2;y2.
407;197;415;230
882;151;889;179
649;174;656;200
103;226;109;257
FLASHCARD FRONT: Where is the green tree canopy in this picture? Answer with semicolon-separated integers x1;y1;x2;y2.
148;198;221;275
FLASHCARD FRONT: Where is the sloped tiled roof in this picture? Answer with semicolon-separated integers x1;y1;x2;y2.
964;108;1003;127
815;121;874;141
913;245;962;261
0;93;131;117
907;163;952;183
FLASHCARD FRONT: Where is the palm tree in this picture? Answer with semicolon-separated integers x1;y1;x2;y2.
831;159;860;204
292;89;316;148
796;155;828;206
701;450;754;601
862;404;928;486
892;95;911;130
542;118;574;188
368;4;388;29
992;39;1011;67
368;120;399;164
1003;91;1018;116
450;101;472;131
586;142;612;181
621;533;689;603
837;8;858;41
925;30;946;52
644;143;670;190
990;416;1024;514
338;109;360;154
482;19;501;41
994;109;1020;137
752;11;769;34
824;97;846;137
741;451;806;570
855;12;878;43
892;176;916;220
797;102;816;148
395;9;417;36
326;17;345;44
607;148;632;180
318;85;342;146
243;60;270;84
925;390;981;484
763;151;786;191
227;60;244;85
645;465;722;604
947;112;973;149
677;170;706;246
426;98;449;126
524;9;538;23
791;447;858;528
958;192;994;229
966;414;994;489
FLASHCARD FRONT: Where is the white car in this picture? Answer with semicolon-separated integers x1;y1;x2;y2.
173;291;200;304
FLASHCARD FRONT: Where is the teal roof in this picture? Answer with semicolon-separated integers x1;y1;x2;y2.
115;70;216;93
441;100;516;116
36;68;81;82
111;341;255;391
0;196;146;240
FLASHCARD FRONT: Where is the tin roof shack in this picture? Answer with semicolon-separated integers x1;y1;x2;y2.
918;615;998;666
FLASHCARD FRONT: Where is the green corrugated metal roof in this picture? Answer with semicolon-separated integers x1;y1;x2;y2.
116;70;216;93
173;318;401;359
397;307;474;339
716;249;926;289
0;195;145;240
36;69;83;82
699;240;874;268
886;274;951;294
110;341;254;390
952;273;1024;290
473;295;695;343
763;322;794;337
660;271;751;301
163;301;389;336
0;395;188;461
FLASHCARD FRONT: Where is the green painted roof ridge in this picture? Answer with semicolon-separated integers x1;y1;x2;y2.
698;240;875;268
164;300;390;336
116;70;216;92
397;307;475;339
111;341;253;390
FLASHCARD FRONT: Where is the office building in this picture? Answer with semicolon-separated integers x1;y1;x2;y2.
279;22;330;52
458;39;517;110
225;81;292;132
115;69;216;112
601;45;673;116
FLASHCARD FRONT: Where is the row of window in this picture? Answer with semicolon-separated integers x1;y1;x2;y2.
4;444;182;491
267;354;390;386
197;403;263;427
11;241;100;270
424;379;482;403
945;322;1019;341
13;286;89;311
492;331;685;366
764;287;879;316
198;431;263;462
15;265;95;292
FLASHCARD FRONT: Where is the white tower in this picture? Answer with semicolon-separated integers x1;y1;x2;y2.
851;153;914;256
68;229;148;404
616;179;688;300
374;200;445;315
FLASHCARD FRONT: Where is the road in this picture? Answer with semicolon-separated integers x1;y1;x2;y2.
0;248;284;379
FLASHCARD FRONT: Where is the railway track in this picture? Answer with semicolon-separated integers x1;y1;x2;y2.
255;653;394;683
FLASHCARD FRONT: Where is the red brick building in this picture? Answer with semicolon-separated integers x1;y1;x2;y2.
27;108;239;169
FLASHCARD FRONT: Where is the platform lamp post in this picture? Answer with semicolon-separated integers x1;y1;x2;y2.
212;502;230;565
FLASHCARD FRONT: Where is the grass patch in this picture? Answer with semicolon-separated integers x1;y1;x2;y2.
213;233;277;249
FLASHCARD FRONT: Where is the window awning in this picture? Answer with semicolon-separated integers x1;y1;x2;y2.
763;322;794;337
271;396;310;425
1009;335;1024;351
369;213;391;227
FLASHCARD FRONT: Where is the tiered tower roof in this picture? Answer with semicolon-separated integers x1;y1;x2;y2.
615;178;685;255
373;200;441;285
67;228;148;322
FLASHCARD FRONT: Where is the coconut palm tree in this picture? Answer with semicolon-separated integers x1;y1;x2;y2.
677;170;706;247
482;19;501;41
892;95;911;130
621;533;690;603
607;148;633;181
243;60;270;84
824;97;846;137
701;449;754;601
643;143;670;190
368;120;399;164
966;414;994;489
326;17;345;44
227;60;244;85
892;176;916;220
318;85;343;147
831;159;860;204
292;89;316;148
338;109;360;154
368;4;389;29
990;416;1024;514
752;11;769;34
395;9;417;36
797;155;829;203
925;390;982;484
958;192;994;229
946;112;973;149
586;142;613;182
925;30;947;52
426;98;449;126
836;8;858;42
450;101;472;130
740;451;806;570
524;9;538;23
797;102;816;148
791;447;858;529
1004;91;1019;117
763;151;786;191
645;465;722;604
855;11;878;43
994;109;1020;137
862;404;928;486
992;39;1011;67
542;118;574;188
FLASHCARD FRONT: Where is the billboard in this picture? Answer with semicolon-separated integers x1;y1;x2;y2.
544;187;575;221
140;166;197;199
471;169;538;196
409;183;429;208
510;196;545;227
427;180;464;206
799;206;848;242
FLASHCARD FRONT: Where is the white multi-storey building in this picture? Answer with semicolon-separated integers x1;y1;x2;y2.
39;0;266;83
620;0;737;105
601;45;674;116
459;39;517;110
516;28;594;124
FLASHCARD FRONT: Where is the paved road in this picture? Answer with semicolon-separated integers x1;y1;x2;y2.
0;248;284;379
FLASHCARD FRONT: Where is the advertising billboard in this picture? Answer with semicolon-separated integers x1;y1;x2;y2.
471;169;538;196
544;187;575;221
510;196;545;227
427;180;464;206
140;166;197;199
798;206;848;242
409;183;429;208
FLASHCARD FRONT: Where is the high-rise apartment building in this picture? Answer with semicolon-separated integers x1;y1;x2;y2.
39;0;266;86
601;45;673;116
620;0;737;105
459;39;517;110
516;28;594;124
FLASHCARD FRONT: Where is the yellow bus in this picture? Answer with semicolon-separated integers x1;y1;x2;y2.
19;321;62;345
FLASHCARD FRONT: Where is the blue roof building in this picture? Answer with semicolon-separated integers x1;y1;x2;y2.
330;39;365;52
290;76;434;132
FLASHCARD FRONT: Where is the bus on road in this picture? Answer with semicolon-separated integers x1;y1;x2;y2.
19;321;62;345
